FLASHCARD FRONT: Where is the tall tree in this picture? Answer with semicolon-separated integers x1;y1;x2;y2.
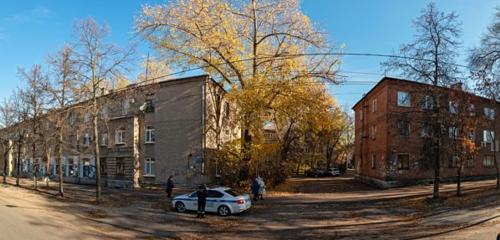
137;0;339;180
73;18;133;203
19;65;49;190
0;97;16;184
46;45;79;196
382;3;462;199
11;88;30;186
470;8;500;188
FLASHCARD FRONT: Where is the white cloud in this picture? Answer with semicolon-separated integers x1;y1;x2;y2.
2;6;53;25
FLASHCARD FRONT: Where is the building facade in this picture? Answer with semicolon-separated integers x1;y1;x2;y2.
353;77;499;188
0;75;239;187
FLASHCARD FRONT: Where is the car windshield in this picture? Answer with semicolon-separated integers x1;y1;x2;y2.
224;189;241;197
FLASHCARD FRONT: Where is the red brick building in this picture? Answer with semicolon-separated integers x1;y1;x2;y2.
353;77;499;188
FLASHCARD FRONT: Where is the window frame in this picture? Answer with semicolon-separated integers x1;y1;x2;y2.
144;158;155;176
484;107;495;120
100;132;108;147
145;126;156;144
421;95;434;110
396;153;410;170
397;91;411;107
398;121;410;138
115;129;126;145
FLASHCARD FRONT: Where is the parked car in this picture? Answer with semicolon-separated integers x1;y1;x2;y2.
325;167;341;176
172;187;252;216
305;168;322;177
305;168;341;177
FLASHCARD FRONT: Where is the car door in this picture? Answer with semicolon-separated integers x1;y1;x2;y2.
206;190;224;212
187;192;198;211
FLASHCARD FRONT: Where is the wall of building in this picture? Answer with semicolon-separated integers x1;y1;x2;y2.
354;77;500;186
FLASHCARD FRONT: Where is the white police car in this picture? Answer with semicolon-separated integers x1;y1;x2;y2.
172;187;252;216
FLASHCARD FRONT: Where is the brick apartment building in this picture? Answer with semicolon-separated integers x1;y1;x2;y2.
353;77;499;188
0;75;239;188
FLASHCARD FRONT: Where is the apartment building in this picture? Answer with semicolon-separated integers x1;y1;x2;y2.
353;77;499;188
0;75;239;188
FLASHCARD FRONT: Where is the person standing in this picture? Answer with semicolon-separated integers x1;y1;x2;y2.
257;176;266;200
197;184;207;218
251;177;260;201
166;176;174;198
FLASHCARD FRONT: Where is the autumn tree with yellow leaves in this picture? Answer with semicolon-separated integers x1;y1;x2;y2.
136;0;341;182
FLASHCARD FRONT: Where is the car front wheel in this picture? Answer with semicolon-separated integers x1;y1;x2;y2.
175;202;186;213
218;205;231;216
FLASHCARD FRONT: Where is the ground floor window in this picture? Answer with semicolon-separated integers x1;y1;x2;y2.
100;158;107;177
483;156;495;168
397;154;410;170
82;159;94;178
116;157;125;177
370;154;376;169
144;158;155;176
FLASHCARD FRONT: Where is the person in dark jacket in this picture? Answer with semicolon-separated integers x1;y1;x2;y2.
251;177;260;201
197;184;208;218
166;176;174;198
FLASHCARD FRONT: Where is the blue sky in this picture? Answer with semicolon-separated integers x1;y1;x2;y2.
0;0;498;109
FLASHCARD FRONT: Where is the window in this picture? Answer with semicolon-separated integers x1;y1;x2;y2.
69;112;76;125
359;109;364;121
397;91;411;107
467;129;475;141
101;106;109;119
449;156;460;168
483;130;494;144
116;157;125;177
144;158;155;176
140;99;155;113
370;125;377;140
371;154;376;169
372;98;377;112
397;154;410;170
100;132;108;146
484;107;495;120
82;159;94;178
483;156;494;168
421;95;434;110
122;100;130;115
449;101;459;114
398;121;410;137
84;112;92;123
468;104;476;116
207;190;224;198
420;122;430;138
115;129;125;145
145;126;155;143
100;158;107;177
449;126;459;140
83;133;91;145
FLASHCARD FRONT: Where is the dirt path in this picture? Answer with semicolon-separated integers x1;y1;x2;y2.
0;177;499;239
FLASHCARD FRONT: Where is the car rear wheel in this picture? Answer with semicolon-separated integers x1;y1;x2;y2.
175;202;186;213
218;205;231;216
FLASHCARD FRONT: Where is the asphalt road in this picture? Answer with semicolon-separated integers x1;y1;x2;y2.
0;186;99;240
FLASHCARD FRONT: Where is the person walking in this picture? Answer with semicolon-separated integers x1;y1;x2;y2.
166;176;174;198
251;177;260;201
197;184;207;218
257;176;266;200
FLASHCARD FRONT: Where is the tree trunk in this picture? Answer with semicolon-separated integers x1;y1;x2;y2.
16;140;21;186
58;129;64;196
93;110;102;203
456;167;462;196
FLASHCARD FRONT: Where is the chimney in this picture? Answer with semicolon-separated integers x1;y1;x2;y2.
451;82;463;90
